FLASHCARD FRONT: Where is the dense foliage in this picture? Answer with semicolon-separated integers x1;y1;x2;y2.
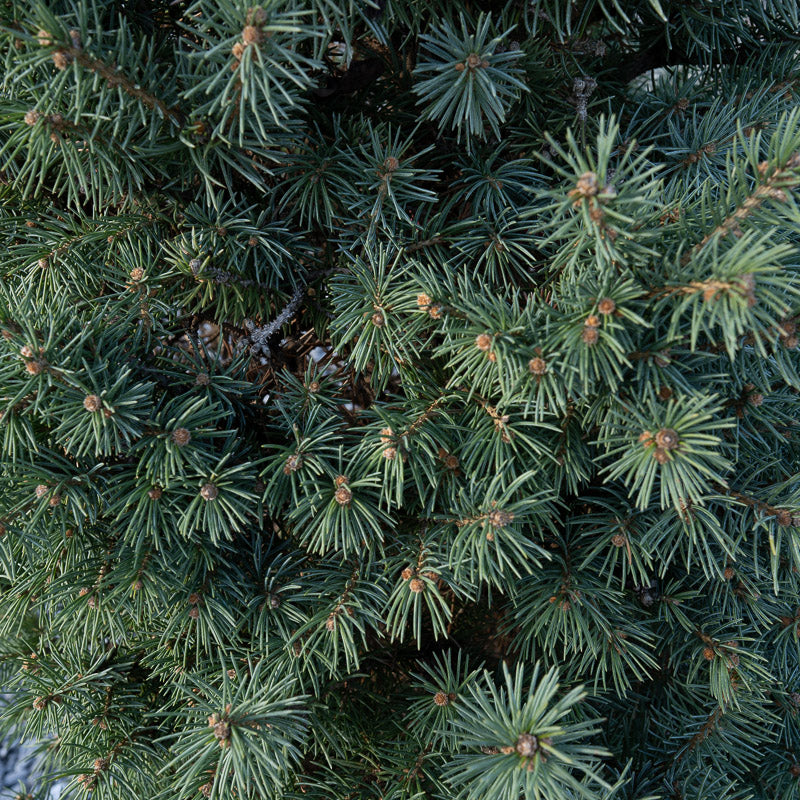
1;1;800;799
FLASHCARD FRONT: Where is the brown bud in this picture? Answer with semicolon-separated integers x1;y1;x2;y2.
597;298;616;315
383;447;397;460
148;486;162;500
242;25;263;45
401;567;413;581
371;311;385;327
383;156;399;173
776;509;793;527
283;454;301;474
515;733;538;757
529;357;547;375
249;7;269;25
790;763;800;777
574;172;599;197
433;691;449;706
334;486;352;506
488;509;514;528
655;428;679;450
409;577;424;593
653;448;669;464
35;484;49;499
129;267;144;282
83;394;101;412
379;427;394;443
428;303;443;319
416;293;431;308
611;533;626;547
189;607;199;619
581;327;599;346
200;483;218;501
212;717;230;744
24;110;40;126
703;646;715;661
466;53;481;69
585;315;600;327
231;41;245;60
723;566;735;580
171;428;191;446
195;372;210;386
25;360;43;375
475;333;493;351
52;50;71;69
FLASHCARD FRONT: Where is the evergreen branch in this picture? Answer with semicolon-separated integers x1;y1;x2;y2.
682;152;800;265
53;43;185;127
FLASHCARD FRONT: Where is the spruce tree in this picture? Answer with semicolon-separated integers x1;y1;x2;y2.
1;1;800;798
